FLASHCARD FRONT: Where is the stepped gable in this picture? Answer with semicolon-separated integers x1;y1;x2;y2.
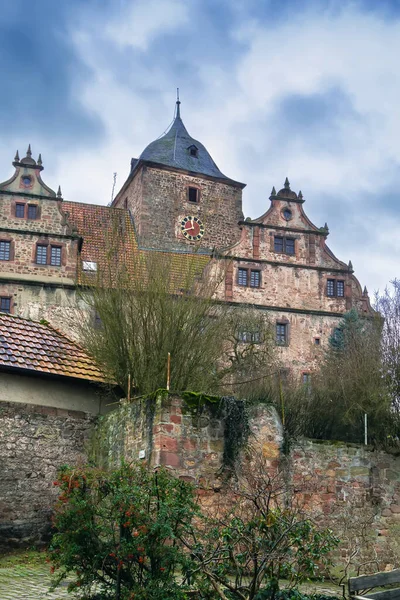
0;313;104;382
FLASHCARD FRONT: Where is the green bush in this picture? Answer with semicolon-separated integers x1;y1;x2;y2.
49;463;198;599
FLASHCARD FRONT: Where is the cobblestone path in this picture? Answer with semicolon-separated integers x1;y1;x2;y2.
0;561;73;600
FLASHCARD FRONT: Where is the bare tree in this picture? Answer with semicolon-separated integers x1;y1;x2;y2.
75;214;277;398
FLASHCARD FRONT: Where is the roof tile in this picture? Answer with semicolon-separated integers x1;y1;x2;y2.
0;314;105;383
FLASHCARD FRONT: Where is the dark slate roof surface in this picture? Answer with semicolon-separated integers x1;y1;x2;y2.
136;114;230;180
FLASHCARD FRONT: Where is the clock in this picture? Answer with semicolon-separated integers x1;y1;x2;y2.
180;216;205;240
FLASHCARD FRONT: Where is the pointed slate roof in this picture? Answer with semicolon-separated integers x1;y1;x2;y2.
136;101;231;181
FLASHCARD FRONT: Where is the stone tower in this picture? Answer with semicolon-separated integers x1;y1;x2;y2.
113;99;245;251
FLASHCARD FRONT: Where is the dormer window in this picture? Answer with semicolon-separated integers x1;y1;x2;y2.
188;145;198;158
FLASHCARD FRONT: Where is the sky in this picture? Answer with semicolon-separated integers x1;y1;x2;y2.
1;0;400;294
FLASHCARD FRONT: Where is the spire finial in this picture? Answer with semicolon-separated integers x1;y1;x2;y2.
57;185;62;198
284;177;290;189
37;153;42;166
176;87;181;119
298;190;303;200
14;150;20;162
348;260;353;272
26;144;32;157
271;186;276;196
363;285;368;296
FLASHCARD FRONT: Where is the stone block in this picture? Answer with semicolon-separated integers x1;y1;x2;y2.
159;451;181;468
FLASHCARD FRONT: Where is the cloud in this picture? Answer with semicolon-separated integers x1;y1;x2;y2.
106;0;189;50
1;0;399;294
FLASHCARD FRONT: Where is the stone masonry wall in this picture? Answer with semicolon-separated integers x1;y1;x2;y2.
92;395;400;569
0;401;95;548
92;395;283;486
117;165;244;251
291;440;400;568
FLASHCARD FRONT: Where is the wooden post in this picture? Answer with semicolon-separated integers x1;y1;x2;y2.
166;353;171;391
127;373;131;403
364;413;368;445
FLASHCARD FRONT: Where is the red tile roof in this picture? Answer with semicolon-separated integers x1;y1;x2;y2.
63;201;138;280
63;201;211;286
0;313;105;383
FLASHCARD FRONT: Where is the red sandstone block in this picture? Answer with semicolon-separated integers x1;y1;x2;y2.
159;451;181;467
170;414;181;424
390;505;400;514
160;435;178;452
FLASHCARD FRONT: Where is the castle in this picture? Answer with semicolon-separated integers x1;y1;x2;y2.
0;99;372;376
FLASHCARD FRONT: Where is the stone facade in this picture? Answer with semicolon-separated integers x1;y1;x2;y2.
113;164;244;251
0;110;373;376
0;401;95;547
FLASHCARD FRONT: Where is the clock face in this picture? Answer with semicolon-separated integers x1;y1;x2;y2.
180;216;205;240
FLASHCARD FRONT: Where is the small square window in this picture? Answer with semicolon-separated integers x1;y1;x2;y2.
274;236;284;253
0;297;11;313
50;246;61;266
36;245;47;265
15;204;25;218
276;323;288;345
0;241;11;261
27;205;38;220
238;330;261;343
327;279;345;297
188;187;199;203
302;373;311;385
314;337;321;346
274;236;295;255
238;268;248;286
250;270;261;288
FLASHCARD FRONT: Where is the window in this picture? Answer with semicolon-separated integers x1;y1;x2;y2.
0;297;11;313
238;268;261;288
276;322;288;345
21;176;32;187
0;241;11;261
15;204;25;218
327;279;345;297
83;261;97;272
50;246;61;266
94;312;102;329
250;270;261;288
285;238;295;255
302;373;311;385
238;268;248;286
188;145;198;158
274;236;284;253
188;187;199;203
274;236;295;255
314;337;321;346
238;330;261;343
27;205;37;220
36;245;47;265
282;208;292;220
